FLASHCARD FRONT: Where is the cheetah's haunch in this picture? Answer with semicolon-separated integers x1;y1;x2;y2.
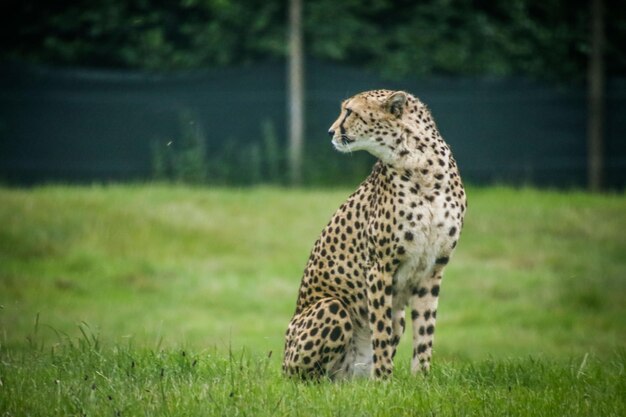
283;90;467;380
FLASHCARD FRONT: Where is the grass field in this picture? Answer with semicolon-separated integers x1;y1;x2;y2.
0;184;625;416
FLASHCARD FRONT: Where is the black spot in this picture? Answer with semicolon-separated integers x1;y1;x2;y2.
416;287;428;298
449;227;457;237
426;325;435;335
329;326;342;342
431;285;440;296
344;322;352;331
417;344;427;354
435;256;449;265
304;341;314;350
321;327;330;338
316;310;324;320
328;302;339;315
377;320;385;332
411;310;419;320
419;326;425;335
404;231;414;241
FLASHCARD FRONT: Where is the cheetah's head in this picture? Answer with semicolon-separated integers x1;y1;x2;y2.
328;90;409;162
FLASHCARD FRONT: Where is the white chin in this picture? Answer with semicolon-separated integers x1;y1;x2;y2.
332;139;361;153
332;140;348;152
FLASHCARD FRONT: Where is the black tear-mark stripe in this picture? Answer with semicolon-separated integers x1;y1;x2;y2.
339;109;353;135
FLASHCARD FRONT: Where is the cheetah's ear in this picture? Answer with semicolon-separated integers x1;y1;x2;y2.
384;91;407;118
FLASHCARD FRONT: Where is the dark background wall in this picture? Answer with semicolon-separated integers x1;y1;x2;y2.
1;61;624;188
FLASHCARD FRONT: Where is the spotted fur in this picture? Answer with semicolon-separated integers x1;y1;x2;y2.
282;90;467;380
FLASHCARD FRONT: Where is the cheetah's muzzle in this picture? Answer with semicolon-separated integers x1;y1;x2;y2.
340;135;355;145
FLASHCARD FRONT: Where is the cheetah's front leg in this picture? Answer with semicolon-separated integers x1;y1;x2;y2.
390;309;406;359
367;263;395;379
410;270;443;374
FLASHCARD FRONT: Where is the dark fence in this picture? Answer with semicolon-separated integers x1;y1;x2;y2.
0;61;624;188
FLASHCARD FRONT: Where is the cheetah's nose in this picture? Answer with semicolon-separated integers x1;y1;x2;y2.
328;129;335;138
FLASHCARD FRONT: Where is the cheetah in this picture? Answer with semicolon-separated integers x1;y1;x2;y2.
282;90;467;380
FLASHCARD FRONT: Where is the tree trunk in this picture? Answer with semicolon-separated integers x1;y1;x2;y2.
588;0;605;191
288;0;304;185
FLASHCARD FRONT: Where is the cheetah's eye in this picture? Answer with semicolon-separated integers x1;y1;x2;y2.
339;108;353;123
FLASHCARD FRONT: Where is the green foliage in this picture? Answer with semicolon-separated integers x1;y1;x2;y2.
202;136;282;186
172;110;208;184
150;110;208;184
150;140;169;181
2;0;625;81
1;0;285;70
150;116;371;186
261;119;282;183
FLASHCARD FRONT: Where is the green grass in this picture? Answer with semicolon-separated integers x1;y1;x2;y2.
0;184;625;416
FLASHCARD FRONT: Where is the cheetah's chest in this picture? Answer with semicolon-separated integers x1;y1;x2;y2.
389;198;461;308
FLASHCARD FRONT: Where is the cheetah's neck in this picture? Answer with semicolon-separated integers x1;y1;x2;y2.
378;111;453;186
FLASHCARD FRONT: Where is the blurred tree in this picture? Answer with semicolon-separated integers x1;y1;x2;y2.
1;0;625;81
0;0;285;70
288;0;304;185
